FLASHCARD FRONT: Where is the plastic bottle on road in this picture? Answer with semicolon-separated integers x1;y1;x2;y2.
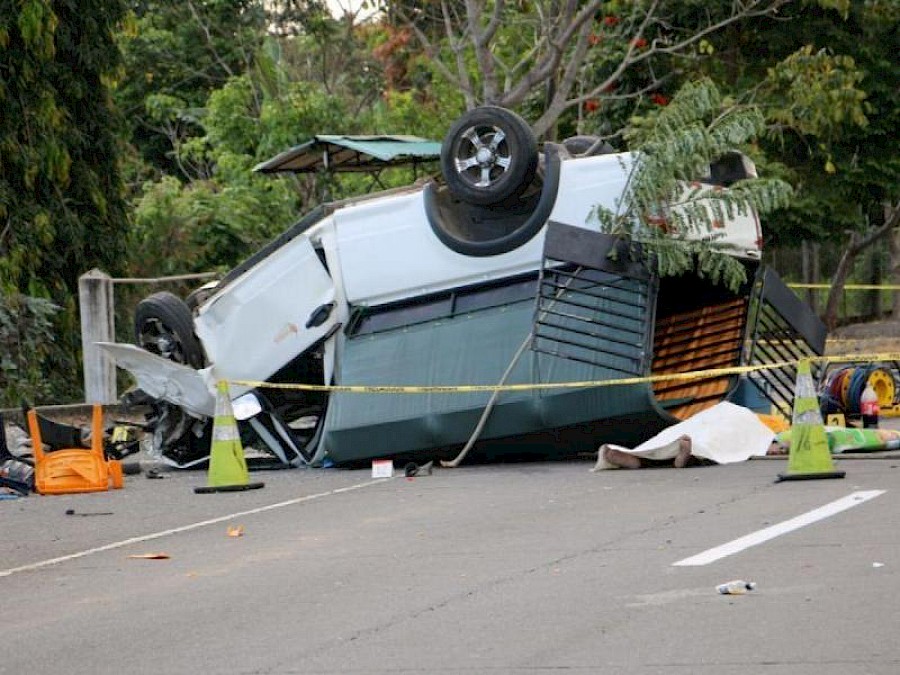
716;580;756;595
861;382;879;429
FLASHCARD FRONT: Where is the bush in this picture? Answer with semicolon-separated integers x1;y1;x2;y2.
0;294;59;406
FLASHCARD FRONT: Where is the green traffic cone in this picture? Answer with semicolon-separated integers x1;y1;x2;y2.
194;381;265;494
777;359;845;482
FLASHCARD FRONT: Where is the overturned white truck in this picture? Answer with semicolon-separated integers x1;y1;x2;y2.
104;106;825;468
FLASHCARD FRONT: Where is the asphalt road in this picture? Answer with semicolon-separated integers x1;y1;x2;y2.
2;452;900;674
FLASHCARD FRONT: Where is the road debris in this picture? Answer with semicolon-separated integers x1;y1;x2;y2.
1;413;34;495
716;580;756;595
372;459;393;478
128;553;171;560
404;461;433;477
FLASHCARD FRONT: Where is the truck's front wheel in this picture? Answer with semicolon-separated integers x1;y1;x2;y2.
134;291;205;369
133;291;210;467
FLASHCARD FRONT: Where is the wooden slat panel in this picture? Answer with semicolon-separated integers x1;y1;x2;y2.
670;397;724;419
655;308;746;336
653;328;743;360
656;310;745;334
651;297;748;420
654;377;731;399
656;379;731;419
655;297;745;326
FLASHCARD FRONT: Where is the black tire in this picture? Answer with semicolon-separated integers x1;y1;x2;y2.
134;291;205;369
562;135;614;157
440;106;538;206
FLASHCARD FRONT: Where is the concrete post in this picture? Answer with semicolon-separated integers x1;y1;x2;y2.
78;269;117;404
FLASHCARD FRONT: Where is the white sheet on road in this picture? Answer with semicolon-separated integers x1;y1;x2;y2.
592;401;774;470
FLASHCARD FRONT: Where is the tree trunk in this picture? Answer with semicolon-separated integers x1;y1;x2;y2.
812;242;820;314
866;243;880;320
824;233;859;331
823;209;898;331
801;239;813;308
891;214;900;319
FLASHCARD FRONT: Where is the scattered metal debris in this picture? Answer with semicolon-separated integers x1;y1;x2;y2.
404;461;434;477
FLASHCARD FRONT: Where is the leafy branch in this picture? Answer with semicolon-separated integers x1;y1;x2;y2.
592;79;794;291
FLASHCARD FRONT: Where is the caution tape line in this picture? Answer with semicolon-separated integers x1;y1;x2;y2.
821;357;900;368
750;338;900;344
227;352;900;394
788;283;900;291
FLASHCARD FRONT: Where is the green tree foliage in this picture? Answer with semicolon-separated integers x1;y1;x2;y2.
0;0;129;403
117;0;348;181
0;295;58;404
126;11;461;278
116;0;270;176
684;1;899;245
593;79;793;291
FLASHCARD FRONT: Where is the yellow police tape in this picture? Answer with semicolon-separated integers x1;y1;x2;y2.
788;283;900;291
228;352;900;394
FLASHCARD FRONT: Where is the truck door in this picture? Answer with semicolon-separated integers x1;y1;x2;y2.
194;233;339;394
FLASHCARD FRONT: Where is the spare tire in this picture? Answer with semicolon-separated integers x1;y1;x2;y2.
441;106;538;206
562;135;615;157
134;291;205;369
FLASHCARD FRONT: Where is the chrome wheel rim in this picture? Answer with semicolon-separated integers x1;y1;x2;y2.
453;124;512;189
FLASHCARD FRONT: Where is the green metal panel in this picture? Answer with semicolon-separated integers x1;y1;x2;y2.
320;300;669;464
253;136;441;174
316;135;442;161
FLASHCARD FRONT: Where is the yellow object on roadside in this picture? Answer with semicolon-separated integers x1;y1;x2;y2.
757;413;789;434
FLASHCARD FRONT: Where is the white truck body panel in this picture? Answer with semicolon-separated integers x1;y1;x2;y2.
194;233;338;392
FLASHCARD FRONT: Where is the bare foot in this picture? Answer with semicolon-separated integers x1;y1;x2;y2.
673;435;692;468
600;444;642;469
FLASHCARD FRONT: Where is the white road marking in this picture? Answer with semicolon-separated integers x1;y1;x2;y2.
673;490;886;567
0;479;388;579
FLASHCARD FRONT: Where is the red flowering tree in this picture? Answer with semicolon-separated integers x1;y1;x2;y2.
386;0;792;137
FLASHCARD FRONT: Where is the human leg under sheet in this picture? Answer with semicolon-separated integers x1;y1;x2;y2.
592;401;775;471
